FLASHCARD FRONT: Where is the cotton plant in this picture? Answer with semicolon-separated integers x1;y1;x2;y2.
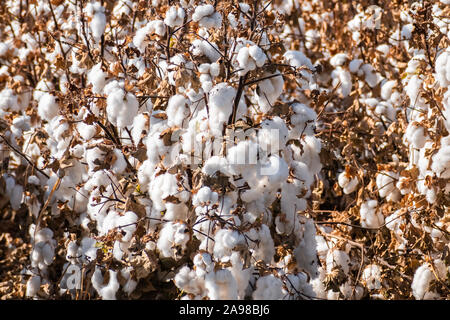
1;0;450;301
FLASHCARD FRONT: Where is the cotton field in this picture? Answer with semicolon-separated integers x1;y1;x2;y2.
0;0;449;300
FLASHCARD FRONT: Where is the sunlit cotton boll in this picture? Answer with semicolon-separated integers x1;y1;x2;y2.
192;4;222;29
360;199;384;229
106;86;139;129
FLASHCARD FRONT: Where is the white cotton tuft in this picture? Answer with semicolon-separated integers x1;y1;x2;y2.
338;171;359;194
192;4;222;29
166;94;189;127
360;199;384;229
106;85;139;129
87;63;107;94
164;6;185;28
38;93;59;121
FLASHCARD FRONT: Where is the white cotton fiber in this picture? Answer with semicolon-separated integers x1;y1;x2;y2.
38;93;59;121
166;94;189;127
88;63;106;94
106;86;139;129
192;4;222;29
360;199;384;228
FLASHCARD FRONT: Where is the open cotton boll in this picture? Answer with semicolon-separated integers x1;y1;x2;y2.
431;137;450;179
361;63;380;88
91;268;120;300
331;68;352;97
376;171;401;202
0;88;20;112
106;86;139;129
291;103;317;135
360;199;384;229
87;63;106;94
174;265;205;296
255;71;284;113
261;155;289;185
330;53;348;67
252;275;284;300
190;39;221;62
349;59;364;75
294;219;320;277
208;83;236;134
133;20;166;50
205;269;238;300
203;156;231;176
258;116;288;154
85;2;106;41
228;252;252;299
283;50;314;70
166;94;189;127
192;4;222;29
337;171;359;194
4;175;23;210
227;140;259;174
26;275;41;297
157;221;190;259
326;249;350;274
411;264;440;300
164;6;185;27
362;264;382;290
404;122;427;149
213;229;246;261
38;93;59;121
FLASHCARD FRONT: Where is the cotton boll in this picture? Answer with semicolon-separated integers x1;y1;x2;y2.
332;68;352;97
411;264;439;300
192;4;222;29
252;275;284;300
326;249;350;274
203;156;231;176
120;267;138;296
205;268;238;300
157;221;190;259
213;229;246;261
362;264;382;290
283;50;314;70
330;53;348;67
208;83;236;135
349;59;364;75
431;137;450;179
174;265;205;296
87;63;106;94
291;103;317;135
245;225;275;264
111;148;127;174
166;94;189;127
164;6;185;27
404;122;428;149
106;86;139;129
261;155;289;185
227;140;259;174
258;116;288;154
4;175;23;210
26;275;41;297
294;219;319;277
190;39;221;62
337;171;359;194
85;2;106;41
360;199;384;229
376;171;401;202
362;64;380;88
228;252;252;299
91;268;120;300
255;71;284;113
38;93;59;121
